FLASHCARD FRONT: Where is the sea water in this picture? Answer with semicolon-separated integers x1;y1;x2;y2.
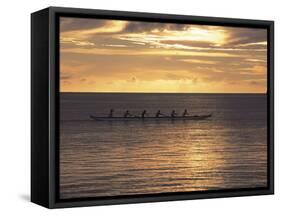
60;93;267;199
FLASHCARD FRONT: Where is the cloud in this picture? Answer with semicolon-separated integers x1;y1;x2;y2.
248;80;266;86
104;44;129;48
60;18;107;32
226;27;267;46
115;26;227;51
60;37;95;47
60;75;71;80
178;59;216;65
163;40;214;48
122;22;188;33
60;46;239;58
60;18;267;93
129;76;137;82
166;73;185;80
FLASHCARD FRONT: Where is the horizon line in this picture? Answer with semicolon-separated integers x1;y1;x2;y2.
60;91;267;94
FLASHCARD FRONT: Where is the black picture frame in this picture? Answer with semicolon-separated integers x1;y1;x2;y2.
31;6;274;209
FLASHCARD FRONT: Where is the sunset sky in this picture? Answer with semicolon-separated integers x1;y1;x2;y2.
60;17;267;93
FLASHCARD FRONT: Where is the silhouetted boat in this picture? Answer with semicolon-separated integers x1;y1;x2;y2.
89;114;212;121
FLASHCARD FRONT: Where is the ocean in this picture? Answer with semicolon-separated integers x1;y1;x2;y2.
59;93;267;199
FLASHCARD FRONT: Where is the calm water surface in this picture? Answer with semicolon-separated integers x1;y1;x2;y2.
60;93;267;199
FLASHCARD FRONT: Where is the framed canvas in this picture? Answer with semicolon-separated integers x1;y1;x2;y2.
31;6;274;208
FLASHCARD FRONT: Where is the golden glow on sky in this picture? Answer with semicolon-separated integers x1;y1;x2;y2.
60;18;267;93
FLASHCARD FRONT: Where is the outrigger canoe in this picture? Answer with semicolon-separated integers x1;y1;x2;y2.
89;114;212;121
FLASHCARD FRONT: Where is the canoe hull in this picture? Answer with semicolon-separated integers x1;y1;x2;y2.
89;114;212;121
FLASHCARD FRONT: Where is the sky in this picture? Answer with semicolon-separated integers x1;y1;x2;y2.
60;17;267;93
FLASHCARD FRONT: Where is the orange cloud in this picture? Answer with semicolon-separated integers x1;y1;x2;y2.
60;18;267;93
